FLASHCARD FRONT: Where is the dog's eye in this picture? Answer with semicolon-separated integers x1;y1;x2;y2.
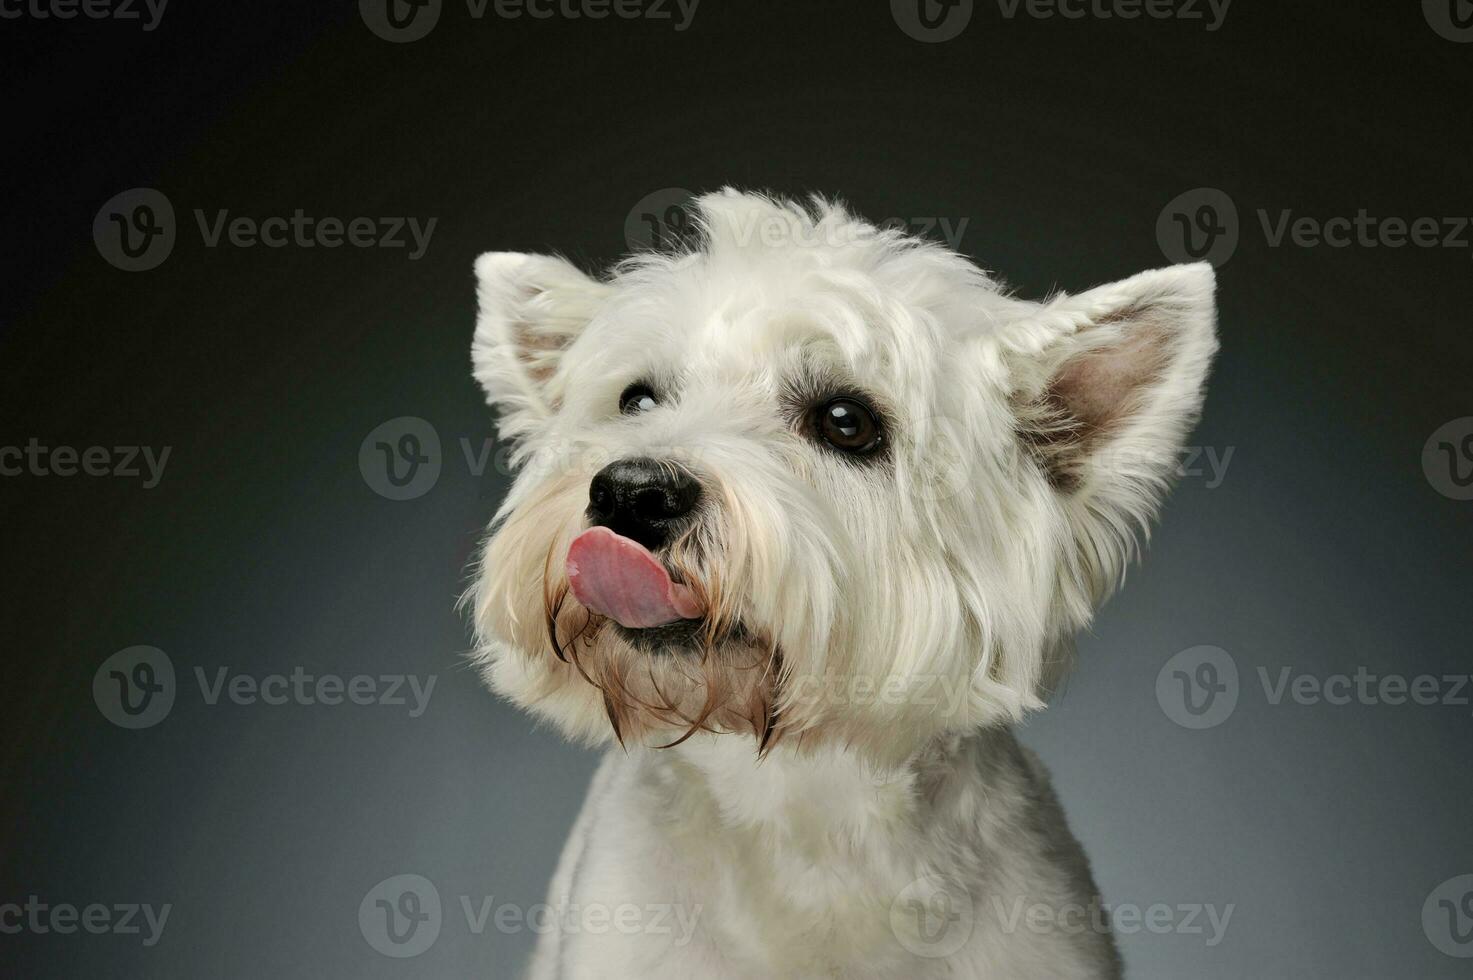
619;383;659;415
816;398;883;455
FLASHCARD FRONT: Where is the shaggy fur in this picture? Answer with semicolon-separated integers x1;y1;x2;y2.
465;190;1217;978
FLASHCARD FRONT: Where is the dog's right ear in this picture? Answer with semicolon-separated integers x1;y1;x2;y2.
1002;263;1216;604
472;252;609;442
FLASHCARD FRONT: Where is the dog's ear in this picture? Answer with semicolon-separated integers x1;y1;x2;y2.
472;251;609;441
1008;263;1217;590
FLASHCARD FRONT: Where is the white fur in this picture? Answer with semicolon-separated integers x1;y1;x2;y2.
464;190;1217;978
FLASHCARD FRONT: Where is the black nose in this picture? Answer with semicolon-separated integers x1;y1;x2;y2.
587;457;702;550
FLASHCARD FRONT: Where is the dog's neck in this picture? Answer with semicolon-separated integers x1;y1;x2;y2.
628;727;1061;973
660;726;1027;845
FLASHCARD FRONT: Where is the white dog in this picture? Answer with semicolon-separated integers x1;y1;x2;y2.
465;190;1217;979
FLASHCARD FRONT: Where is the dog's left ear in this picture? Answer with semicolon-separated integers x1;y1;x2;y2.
472;251;610;442
1008;263;1218;586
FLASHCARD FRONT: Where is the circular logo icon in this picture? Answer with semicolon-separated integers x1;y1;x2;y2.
891;0;974;42
1155;645;1238;730
93;646;176;729
624;187;697;252
359;874;442;958
908;416;974;504
359;417;442;500
890;874;974;958
359;0;442;43
1422;418;1473;501
1156;188;1239;267
1425;0;1473;42
1423;874;1473;957
93;188;176;272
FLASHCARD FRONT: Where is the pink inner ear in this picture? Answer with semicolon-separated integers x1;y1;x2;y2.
1050;317;1171;434
512;317;566;385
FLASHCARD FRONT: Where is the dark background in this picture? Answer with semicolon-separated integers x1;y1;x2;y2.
2;1;1471;977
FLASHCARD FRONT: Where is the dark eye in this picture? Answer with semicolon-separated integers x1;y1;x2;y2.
619;383;659;415
816;397;883;455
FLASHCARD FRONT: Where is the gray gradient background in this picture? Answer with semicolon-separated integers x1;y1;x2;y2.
2;1;1471;977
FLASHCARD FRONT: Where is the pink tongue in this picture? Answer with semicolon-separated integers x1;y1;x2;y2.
567;527;705;629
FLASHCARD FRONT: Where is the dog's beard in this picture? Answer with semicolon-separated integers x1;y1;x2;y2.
543;579;784;750
477;465;789;751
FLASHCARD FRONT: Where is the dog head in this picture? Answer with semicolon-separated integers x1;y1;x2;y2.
465;190;1216;760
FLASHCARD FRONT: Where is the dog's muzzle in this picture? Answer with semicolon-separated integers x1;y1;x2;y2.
585;456;701;551
565;457;707;631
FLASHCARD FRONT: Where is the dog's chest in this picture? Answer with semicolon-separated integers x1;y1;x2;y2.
571;748;972;976
542;740;1117;980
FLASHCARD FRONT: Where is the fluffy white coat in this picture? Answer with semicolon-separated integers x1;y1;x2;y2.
465;190;1218;979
